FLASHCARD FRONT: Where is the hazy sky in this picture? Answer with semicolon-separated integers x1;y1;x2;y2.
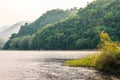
0;0;94;27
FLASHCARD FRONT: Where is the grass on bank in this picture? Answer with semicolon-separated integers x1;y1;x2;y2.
64;32;120;73
65;54;99;67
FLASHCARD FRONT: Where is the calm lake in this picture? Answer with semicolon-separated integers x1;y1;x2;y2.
0;51;119;80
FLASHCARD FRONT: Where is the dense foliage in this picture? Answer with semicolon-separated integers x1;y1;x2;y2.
31;0;120;50
3;0;120;50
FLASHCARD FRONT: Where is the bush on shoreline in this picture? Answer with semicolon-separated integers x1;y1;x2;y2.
64;32;120;73
95;32;120;73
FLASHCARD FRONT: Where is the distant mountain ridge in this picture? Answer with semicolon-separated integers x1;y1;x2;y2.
0;26;10;33
0;21;27;41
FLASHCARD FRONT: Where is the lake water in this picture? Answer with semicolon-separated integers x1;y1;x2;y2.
0;51;119;80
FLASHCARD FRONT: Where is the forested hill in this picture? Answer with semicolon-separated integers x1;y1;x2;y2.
18;9;77;36
3;8;78;50
3;0;120;50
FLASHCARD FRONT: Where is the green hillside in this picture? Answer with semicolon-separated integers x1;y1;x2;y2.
18;9;76;36
31;0;120;50
3;8;78;50
3;0;120;50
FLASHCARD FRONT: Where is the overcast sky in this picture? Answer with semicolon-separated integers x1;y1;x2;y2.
0;0;94;27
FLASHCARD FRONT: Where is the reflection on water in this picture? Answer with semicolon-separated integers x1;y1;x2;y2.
0;51;119;80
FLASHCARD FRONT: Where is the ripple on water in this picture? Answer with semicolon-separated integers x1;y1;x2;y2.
0;51;119;80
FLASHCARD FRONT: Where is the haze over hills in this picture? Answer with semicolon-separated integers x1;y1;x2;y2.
0;21;27;41
0;26;10;33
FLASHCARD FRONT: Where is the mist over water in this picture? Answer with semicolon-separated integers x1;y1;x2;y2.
0;51;119;80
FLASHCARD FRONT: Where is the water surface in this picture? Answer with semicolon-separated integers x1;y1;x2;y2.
0;51;119;80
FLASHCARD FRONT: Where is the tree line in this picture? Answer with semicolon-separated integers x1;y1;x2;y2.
3;0;120;50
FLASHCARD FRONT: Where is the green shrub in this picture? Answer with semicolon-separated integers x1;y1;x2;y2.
95;32;120;73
